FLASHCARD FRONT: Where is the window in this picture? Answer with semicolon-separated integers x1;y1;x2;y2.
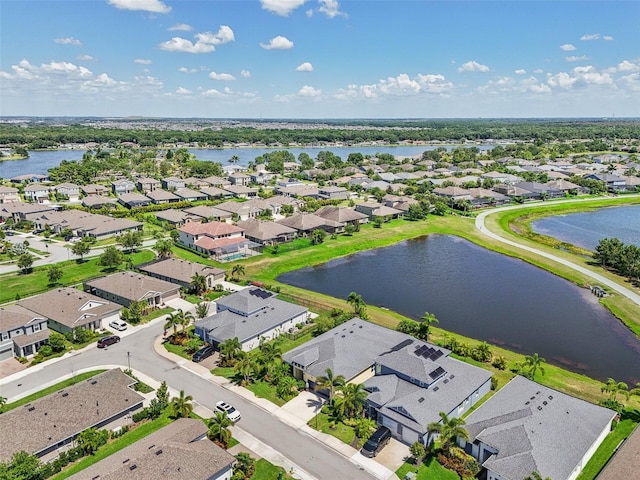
34;324;41;332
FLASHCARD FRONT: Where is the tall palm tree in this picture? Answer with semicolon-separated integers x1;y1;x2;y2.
76;428;103;455
426;411;469;455
235;353;255;385
231;264;245;279
190;273;208;295
220;337;242;366
315;368;345;405
170;390;193;418
195;302;210;320
180;310;195;334
207;411;234;447
416;311;439;341
154;238;173;258
523;353;546;379
341;383;368;418
602;378;630;401
346;291;367;319
164;311;182;336
258;342;283;381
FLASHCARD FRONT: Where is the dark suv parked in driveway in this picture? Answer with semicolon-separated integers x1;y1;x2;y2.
192;345;214;363
360;425;391;458
97;335;120;348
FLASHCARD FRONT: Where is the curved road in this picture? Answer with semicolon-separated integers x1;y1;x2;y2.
474;196;640;308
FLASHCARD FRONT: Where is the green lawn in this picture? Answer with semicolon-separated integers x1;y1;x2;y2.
246;380;287;407
396;456;459;480
1;370;105;412
142;306;174;322
251;458;294;480
51;409;174;480
308;412;355;446
211;366;235;378
0;250;155;303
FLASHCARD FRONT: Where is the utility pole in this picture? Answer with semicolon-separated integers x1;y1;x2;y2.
127;351;131;371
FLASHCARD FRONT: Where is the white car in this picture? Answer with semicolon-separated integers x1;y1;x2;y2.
109;319;128;331
215;400;241;422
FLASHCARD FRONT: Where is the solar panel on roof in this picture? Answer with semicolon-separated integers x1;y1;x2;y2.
421;347;435;358
390;339;414;352
415;345;426;356
432;350;444;360
429;366;445;379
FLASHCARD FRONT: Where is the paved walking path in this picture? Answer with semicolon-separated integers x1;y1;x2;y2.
475;197;640;308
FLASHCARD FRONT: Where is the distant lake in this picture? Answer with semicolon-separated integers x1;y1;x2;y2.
278;234;640;385
531;205;640;250
0;144;491;178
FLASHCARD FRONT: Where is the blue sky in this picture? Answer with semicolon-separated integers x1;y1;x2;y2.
1;1;639;118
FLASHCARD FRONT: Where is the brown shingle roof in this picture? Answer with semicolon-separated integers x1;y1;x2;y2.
85;271;180;304
138;258;225;285
0;304;47;332
179;221;243;236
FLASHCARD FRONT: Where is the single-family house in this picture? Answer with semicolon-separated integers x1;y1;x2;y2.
214;201;266;221
200;186;233;200
229;172;250;186
596;423;640;480
195;288;309;351
584;173;629;192
202;176;231;188
174;187;208;202
223;184;259;199
178;221;258;260
0;305;49;360
67;418;236;480
146;188;181;204
161;176;186;190
138;258;225;290
10;174;49;184
111;179;136;195
0;203;56;223
23;183;50;204
85;271;180;309
355;202;403;221
237;218;297;246
314;206;369;226
0;369;144;463
183;205;234;223
0;186;21;204
81;184;108;196
318;186;349;201
82;194;116;210
155;208;201;226
136;177;161;192
276;212;343;236
18;287;120;334
460;375;616;480
117;192;151;208
55;183;80;201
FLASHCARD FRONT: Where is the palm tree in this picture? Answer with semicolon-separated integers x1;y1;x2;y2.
76;428;103;455
315;368;345;405
235;353;255;385
207;411;234;447
346;291;367;319
472;342;492;363
231;264;245;280
341;383;368;418
164;311;182;336
416;311;439;341
170;390;193;418
523;353;546;379
426;411;469;455
219;337;242;366
154;238;173;258
276;376;299;400
233;452;256;478
602;378;630;401
195;302;210;320
190;273;208;295
180;310;195;334
258;342;283;381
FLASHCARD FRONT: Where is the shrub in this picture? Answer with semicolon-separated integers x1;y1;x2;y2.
491;377;498;391
39;345;53;357
491;356;507;370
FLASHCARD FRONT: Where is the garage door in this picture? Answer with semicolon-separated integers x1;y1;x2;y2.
401;427;420;445
0;345;14;361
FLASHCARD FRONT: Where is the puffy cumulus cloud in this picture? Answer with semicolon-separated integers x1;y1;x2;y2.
527;83;552;93
209;71;236;81
299;85;321;96
240;70;251;78
547;72;577;89
169;24;192;32
319;0;346;18
603;35;614;41
515;69;526;75
619;73;640;91
560;44;576;51
260;35;294;50
260;0;306;16
565;55;589;62
202;88;226;98
134;58;152;65
334;73;452;100
533;68;544;74
77;54;95;61
457;61;490;73
41;61;92;77
618;60;640;72
573;66;613;85
159;26;235;53
107;0;171;13
54;37;82;46
176;87;192;95
296;62;314;72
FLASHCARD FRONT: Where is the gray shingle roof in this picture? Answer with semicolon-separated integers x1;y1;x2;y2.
85;271;180;304
283;318;409;381
0;369;144;462
138;258;224;286
464;375;616;480
0;304;47;332
68;418;235;480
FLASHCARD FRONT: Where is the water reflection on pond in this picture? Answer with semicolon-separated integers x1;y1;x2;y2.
278;234;640;384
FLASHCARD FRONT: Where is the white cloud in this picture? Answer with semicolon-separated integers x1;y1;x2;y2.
565;55;589;62
514;69;526;75
240;70;251;78
178;66;205;73
176;87;192;95
209;71;236;81
260;0;306;16
306;9;314;17
603;35;614;41
54;37;82;46
457;61;490;73
299;85;321;97
319;0;346;18
547;72;576;89
334;72;452;100
107;0;171;13
560;44;576;51
527;83;552;93
617;60;640;72
573;65;613;85
159;26;234;53
533;68;544;74
77;54;95;61
169;24;192;32
202;88;225;97
134;58;152;65
580;33;601;41
41;61;93;77
619;73;640;91
260;36;294;50
296;62;314;72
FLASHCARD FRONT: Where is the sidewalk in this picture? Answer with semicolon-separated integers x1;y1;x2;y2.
153;335;399;480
